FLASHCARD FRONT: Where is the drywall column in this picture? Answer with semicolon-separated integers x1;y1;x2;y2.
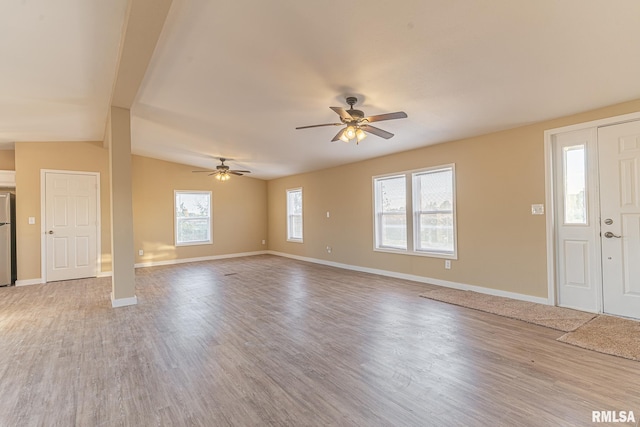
109;106;137;307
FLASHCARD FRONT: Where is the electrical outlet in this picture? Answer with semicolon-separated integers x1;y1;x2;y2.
445;260;451;269
531;204;544;215
326;245;332;253
138;249;144;256
326;211;330;218
261;240;266;245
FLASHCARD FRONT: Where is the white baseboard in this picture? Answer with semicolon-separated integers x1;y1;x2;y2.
15;278;44;286
97;271;113;278
111;293;138;308
267;250;550;305
134;250;268;269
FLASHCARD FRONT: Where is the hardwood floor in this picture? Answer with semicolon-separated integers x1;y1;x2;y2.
0;255;638;426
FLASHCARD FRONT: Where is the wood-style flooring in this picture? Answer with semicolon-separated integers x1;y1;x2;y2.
0;255;638;426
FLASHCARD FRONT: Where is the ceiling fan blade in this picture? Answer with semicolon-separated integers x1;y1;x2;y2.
230;170;251;174
330;107;354;121
361;124;394;139
331;128;346;142
192;170;215;173
296;123;342;129
229;171;244;176
364;112;408;123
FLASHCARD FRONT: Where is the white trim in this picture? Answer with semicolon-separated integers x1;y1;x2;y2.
544;111;640;310
544;130;556;306
544;111;640;136
15;278;45;287
372;173;408;252
111;294;138;308
134;251;268;268
97;271;113;278
267;250;549;305
40;169;102;283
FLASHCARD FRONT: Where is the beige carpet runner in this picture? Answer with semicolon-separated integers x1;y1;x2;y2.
420;288;639;361
558;315;640;361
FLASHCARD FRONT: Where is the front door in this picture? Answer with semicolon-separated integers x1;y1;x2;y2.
45;172;98;282
554;129;600;312
598;120;640;318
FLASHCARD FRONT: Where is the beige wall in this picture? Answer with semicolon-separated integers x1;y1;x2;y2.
0;150;15;170
14;143;268;281
267;99;640;299
14;142;112;281
132;155;267;264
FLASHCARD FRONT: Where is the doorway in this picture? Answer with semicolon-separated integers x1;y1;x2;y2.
42;170;100;282
547;114;640;319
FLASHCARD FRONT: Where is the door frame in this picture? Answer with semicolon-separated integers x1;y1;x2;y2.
544;111;640;309
40;169;102;283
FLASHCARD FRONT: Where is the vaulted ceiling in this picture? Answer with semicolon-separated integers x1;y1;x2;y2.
2;0;640;179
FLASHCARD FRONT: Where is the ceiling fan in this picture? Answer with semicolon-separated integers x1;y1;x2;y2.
192;158;251;181
296;96;408;144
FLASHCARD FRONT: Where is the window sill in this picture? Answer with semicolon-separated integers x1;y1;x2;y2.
176;241;213;247
374;247;457;260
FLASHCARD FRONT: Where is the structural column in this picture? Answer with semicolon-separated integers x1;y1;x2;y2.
108;106;137;307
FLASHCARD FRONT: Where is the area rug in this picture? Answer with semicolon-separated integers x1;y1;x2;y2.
419;288;596;332
558;315;640;361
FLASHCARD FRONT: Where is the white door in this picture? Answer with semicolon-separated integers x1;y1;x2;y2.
554;129;601;312
45;172;98;282
598;121;640;318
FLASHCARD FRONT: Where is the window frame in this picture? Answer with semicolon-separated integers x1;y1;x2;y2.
562;144;588;225
412;165;457;258
373;174;408;252
286;187;304;243
372;164;458;259
174;190;213;247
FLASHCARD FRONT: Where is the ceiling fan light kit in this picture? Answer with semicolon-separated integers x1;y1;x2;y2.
296;96;407;144
192;158;251;182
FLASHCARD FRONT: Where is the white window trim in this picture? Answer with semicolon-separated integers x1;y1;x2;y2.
372;164;458;259
373;174;408;251
412;164;458;259
174;190;212;247
286;187;303;243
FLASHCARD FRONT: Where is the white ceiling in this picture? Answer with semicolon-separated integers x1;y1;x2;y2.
0;0;129;144
3;0;640;179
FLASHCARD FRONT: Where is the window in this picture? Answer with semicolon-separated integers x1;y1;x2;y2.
374;175;407;250
563;145;587;224
175;191;212;246
373;165;457;258
287;188;303;242
413;168;455;254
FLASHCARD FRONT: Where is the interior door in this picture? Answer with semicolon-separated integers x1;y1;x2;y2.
45;172;98;282
598;120;640;319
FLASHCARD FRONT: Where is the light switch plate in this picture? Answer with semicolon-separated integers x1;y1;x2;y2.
28;217;35;225
531;204;544;215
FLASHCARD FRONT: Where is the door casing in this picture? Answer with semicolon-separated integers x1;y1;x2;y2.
544;112;640;310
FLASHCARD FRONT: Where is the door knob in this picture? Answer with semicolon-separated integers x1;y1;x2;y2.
48;230;54;234
604;231;621;238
